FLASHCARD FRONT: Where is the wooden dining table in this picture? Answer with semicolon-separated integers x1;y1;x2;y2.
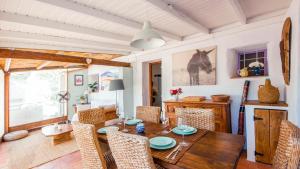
95;121;245;169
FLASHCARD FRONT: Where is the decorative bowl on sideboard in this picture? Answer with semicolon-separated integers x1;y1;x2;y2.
182;96;206;102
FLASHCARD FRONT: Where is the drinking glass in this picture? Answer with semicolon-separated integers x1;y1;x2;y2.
116;110;122;125
160;110;170;134
177;117;188;146
122;116;129;133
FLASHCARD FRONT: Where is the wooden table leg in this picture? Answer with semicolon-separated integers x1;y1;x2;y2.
52;132;72;145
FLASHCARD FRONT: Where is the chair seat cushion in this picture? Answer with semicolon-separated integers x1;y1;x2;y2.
3;130;29;141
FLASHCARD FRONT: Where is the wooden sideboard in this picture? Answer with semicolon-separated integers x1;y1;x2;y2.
164;99;232;133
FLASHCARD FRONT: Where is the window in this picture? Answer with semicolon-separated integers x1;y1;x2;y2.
9;70;67;127
238;49;268;76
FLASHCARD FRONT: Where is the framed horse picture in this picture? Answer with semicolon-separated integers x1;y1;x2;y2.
172;46;217;86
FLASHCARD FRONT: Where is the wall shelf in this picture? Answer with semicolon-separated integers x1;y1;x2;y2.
227;43;268;78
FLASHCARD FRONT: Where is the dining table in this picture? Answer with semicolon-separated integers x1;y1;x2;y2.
95;120;245;169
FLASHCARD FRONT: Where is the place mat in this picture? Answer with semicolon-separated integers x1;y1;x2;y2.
150;129;208;164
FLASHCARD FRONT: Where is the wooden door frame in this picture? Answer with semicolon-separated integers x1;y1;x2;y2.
4;72;10;133
148;61;161;106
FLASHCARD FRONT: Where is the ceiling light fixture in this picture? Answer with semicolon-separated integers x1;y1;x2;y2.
130;21;165;50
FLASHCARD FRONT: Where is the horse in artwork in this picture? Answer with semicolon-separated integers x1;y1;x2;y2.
187;49;214;85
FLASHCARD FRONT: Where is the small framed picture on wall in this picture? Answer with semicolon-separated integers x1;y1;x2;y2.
74;75;84;86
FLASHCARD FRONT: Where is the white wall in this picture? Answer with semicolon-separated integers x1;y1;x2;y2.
285;0;300;125
88;65;134;117
0;70;4;136
117;16;291;133
67;69;88;120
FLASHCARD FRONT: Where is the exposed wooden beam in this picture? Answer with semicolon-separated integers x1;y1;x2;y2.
0;11;131;43
145;0;209;33
0;49;131;67
10;65;88;72
36;0;182;41
4;72;9;133
228;0;246;24
0;30;135;52
36;61;52;70
4;58;11;72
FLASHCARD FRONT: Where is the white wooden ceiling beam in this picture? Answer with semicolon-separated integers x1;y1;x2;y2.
0;11;131;43
228;0;247;24
36;61;52;70
0;30;136;52
36;0;182;41
0;41;129;55
145;0;209;34
4;58;11;72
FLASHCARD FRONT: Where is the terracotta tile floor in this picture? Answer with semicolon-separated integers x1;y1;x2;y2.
33;150;272;169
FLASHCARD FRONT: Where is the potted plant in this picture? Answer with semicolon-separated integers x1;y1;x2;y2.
88;82;98;92
170;88;183;101
79;95;86;104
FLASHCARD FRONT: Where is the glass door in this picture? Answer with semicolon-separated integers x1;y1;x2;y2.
9;69;67;127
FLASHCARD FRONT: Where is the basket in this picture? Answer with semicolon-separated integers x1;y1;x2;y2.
182;96;205;102
211;95;230;102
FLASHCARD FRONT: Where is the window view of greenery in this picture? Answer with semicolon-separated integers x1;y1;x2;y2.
9;70;66;126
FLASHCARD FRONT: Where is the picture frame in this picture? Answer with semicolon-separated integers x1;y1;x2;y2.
172;46;217;86
74;75;84;86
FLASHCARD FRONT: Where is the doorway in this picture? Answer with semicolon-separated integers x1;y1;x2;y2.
149;61;162;108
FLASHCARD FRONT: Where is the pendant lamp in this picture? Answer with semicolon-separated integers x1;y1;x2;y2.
130;21;165;50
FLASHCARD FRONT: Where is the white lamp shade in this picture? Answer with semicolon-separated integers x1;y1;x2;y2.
130;21;166;50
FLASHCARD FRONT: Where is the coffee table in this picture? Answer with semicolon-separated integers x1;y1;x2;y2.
42;124;73;145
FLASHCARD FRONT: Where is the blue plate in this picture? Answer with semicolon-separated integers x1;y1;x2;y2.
150;137;173;147
150;139;177;150
97;126;119;134
172;126;197;135
126;119;143;125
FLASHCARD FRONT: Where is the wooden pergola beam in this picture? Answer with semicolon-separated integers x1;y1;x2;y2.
36;61;52;70
0;49;131;67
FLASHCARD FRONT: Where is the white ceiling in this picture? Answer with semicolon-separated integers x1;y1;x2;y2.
0;0;292;56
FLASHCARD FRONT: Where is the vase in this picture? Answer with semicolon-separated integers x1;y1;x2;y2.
136;123;145;133
174;95;179;101
253;67;262;76
258;79;280;103
238;67;249;77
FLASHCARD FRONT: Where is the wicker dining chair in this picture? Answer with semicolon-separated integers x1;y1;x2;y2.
72;122;116;169
78;107;106;125
175;108;215;131
106;128;164;169
136;106;161;124
273;120;300;169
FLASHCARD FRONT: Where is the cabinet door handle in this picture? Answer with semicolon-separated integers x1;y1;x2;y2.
255;151;264;156
254;116;263;121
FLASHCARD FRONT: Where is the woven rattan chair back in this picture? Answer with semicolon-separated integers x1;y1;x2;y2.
78;107;106;125
106;128;156;169
273;120;300;169
136;106;161;124
72;122;107;169
175;108;215;131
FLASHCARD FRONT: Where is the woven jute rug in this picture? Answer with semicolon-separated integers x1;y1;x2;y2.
0;130;78;169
